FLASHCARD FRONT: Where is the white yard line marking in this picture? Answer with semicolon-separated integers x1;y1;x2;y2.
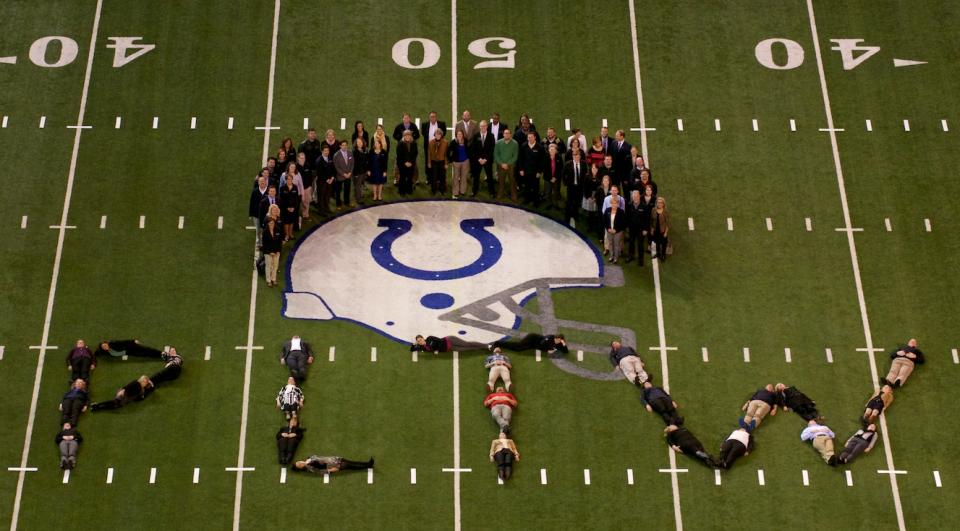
204;346;211;361
564;118;571;131
785;347;792;363
410;468;417;484
302;117;309;130
627;468;634;485
601;118;608;128
902;119;910;132
149;467;157;484
0;346;4;360
2;116;8;128
280;467;286;484
193;467;200;484
924;218;931;232
39;116;46;129
412;350;418;362
865;119;873;132
328;346;335;362
765;217;773;231
139;215;145;229
228;117;234;130
10;3;103;529
62;469;70;484
846;470;853;486
232;4;279;531
6;468;37;472
340;117;346;130
951;348;958;364
629;3;681;527
323;472;330;484
934;470;942;487
757;469;765;486
152;116;159;129
676;118;684;131
825;348;834;363
178;216;184;230
805;217;812;231
20;215;27;229
540;468;548;485
885;218;892;232
452;351;463;531
576;350;583;362
106;467;114;483
877;469;908;475
687;217;694;231
497;476;503;485
743;347;751;363
727;217;734;231
802;469;809;486
790;118;797;132
377;117;383;125
370;347;377;362
100;215;107;229
217;216;223;230
941;119;949;132
714;469;722;485
535;349;541;362
583;469;591;485
190;117;197;129
819;127;845;132
367;468;374;484
114;116;122;129
415;117;421;128
701;347;709;362
714;118;721;131
752;118;759;131
806;3;905;529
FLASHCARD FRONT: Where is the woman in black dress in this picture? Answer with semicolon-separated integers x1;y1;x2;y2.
352;137;369;205
277;417;305;465
368;138;388;201
278;176;301;242
396;130;418;196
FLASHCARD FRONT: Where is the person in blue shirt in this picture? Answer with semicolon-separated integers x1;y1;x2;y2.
484;348;512;391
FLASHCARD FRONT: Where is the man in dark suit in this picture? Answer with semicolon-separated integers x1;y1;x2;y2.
332;141;354;209
471;120;497;197
314;144;335;215
517;131;545;204
563;151;588;227
454;110;478;145
489;112;506;141
599;126;612;154
258;185;278;226
610;130;633;180
514;113;539;144
250;172;269;249
392;113;420;143
421;111;446;184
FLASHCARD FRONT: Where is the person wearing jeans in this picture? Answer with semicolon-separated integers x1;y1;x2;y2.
484;387;517;434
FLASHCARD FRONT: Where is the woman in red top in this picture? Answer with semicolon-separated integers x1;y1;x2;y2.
587;136;605;168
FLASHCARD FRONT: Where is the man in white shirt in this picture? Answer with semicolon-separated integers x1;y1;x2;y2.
280;335;315;383
800;420;838;465
567;128;587;153
490;113;503;140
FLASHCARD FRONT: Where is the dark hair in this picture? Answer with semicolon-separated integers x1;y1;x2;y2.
268;157;278;163
308;127;317;133
555;334;564;340
415;335;424;341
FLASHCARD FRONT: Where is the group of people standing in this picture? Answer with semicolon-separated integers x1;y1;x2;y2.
247;112;675;286
57;339;182;469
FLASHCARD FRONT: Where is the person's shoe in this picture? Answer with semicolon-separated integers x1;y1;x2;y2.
634;375;642;386
502;425;511;436
894;379;902;388
367;458;375;468
828;455;839;467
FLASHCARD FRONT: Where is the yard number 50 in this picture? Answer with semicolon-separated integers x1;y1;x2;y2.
392;37;516;70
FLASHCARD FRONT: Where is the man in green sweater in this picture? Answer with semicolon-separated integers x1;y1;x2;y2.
494;128;519;201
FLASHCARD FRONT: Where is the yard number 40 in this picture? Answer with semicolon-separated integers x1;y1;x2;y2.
18;36;154;68
392;37;516;69
755;38;881;70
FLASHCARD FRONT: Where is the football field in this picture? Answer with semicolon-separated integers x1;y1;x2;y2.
1;1;959;530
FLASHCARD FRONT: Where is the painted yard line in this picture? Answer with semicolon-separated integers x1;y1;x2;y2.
902;119;911;132
217;216;223;230
106;467;114;484
885;218;892;232
564;118;571;131
178;216;185;229
410;468;417;484
714;469;721;485
877;469;908;475
630;127;657;131
540;468;548;485
65;124;92;130
846;470;853;486
1;116;7;128
765;217;773;231
727;217;734;231
328;346;335;362
6;468;37;472
819;127;844;132
806;3;904;530
450;0;458;126
62;469;70;484
825;348;834;363
802;469;809;486
152;116;159;129
452;351;463;531
701;347;709;363
0;346;4;361
743;347;750;363
834;227;863;233
232;3;279;531
303;117;309;130
149;467;157;484
785;347;792;363
866;119;873;132
204;346;211;361
228;117;235;130
190;117;197;130
805;217;812;231
412;350;418;362
757;469;765;486
377;117;383;126
367;468;374;484
226;467;256;472
139;215;145;229
941;119;949;132
924;218;931;232
20;215;27;229
280;467;286;484
583;469;591;485
39;116;46;129
193;467;200;484
714;118;721;131
752;118;759;131
28;346;57;351
371;347;377;362
535;349;541;362
254;125;280;131
323;472;330;484
951;348;958;365
629;3;680;526
114;116;122;129
415;117;421;128
687;217;694;231
10;3;103;530
627;468;634;485
934;470;942;487
601;118;608;128
497;476;503;486
790;119;797;132
576;350;583;362
100;215;107;229
676;118;684;131
340;117;346;130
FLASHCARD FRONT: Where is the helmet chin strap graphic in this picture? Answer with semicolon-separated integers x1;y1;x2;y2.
371;218;503;280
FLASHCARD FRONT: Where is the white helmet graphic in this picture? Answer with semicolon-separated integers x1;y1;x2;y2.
283;201;603;344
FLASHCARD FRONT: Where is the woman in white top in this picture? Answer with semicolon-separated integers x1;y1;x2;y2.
489;432;520;481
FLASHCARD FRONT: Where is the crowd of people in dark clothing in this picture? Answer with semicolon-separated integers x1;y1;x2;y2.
248;112;673;285
56;339;183;469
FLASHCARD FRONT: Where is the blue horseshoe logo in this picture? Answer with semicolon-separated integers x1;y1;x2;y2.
371;218;503;281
